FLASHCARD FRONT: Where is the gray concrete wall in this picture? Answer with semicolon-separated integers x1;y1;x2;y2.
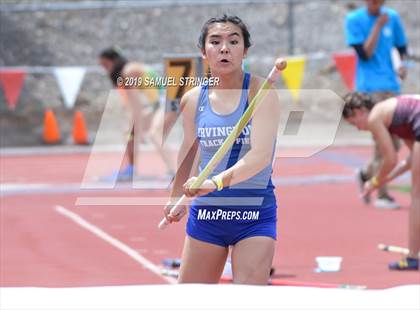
1;0;419;146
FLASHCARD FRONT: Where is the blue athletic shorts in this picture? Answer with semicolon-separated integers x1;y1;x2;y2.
186;201;277;248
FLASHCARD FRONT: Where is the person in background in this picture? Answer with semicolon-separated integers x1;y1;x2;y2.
345;0;409;209
342;92;419;270
99;47;175;181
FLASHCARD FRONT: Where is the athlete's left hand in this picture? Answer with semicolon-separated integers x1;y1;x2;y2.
183;177;216;197
362;180;376;199
398;66;407;80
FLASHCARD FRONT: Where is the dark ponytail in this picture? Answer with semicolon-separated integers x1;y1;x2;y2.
99;47;128;86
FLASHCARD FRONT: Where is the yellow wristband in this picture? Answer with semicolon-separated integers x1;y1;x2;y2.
371;176;380;187
211;175;224;191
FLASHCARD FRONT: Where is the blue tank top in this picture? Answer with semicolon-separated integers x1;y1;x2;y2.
193;73;276;208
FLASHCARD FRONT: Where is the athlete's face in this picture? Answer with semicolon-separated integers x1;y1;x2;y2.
346;108;369;131
202;22;247;75
366;0;384;15
99;57;114;73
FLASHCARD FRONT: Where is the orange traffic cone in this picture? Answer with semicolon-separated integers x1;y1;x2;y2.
72;110;89;145
43;109;61;144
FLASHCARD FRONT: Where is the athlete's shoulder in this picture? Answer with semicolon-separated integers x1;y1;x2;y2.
401;94;420;101
180;86;201;115
248;73;277;95
122;61;146;77
383;7;399;18
346;7;366;22
182;86;201;104
369;97;396;124
249;74;265;91
248;73;280;111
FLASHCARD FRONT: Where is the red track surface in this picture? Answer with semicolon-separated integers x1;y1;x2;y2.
1;147;418;289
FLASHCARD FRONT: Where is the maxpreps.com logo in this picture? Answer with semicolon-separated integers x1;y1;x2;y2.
197;208;259;221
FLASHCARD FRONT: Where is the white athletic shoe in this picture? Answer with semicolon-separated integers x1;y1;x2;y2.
374;197;401;209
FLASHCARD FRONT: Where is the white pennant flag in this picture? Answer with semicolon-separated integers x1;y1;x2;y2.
54;67;86;109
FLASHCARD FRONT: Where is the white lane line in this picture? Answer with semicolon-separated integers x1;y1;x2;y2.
0;181;170;196
55;205;176;284
0;175;357;196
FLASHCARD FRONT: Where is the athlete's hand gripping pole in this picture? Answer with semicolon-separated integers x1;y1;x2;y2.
158;58;287;230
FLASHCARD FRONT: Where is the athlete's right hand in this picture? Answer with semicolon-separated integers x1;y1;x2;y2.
163;200;187;223
377;14;389;27
362;180;376;199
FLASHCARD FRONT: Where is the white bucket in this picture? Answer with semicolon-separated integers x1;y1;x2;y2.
315;256;343;272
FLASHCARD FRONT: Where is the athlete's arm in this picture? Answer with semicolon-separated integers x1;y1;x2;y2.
168;88;201;201
362;13;389;59
384;139;413;184
217;76;281;188
122;63;148;132
352;44;369;60
366;106;398;186
396;46;408;80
